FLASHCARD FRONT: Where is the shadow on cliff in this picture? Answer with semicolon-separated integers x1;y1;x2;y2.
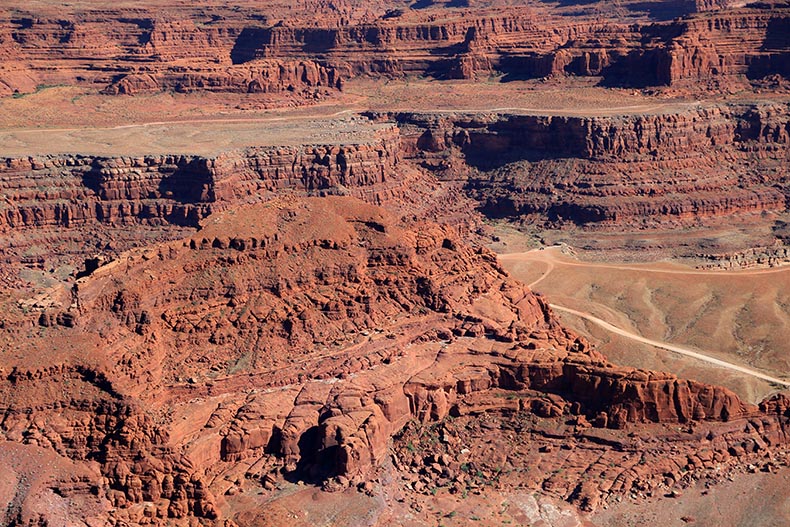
157;159;216;204
231;27;270;64
462;147;566;171
231;26;339;64
471;187;609;226
621;1;695;21
748;17;790;80
598;49;669;88
281;426;343;485
456;118;581;171
80;158;214;228
496;50;669;87
410;0;470;9
533;0;693;20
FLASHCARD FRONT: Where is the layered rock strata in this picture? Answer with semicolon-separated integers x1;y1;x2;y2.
389;101;790;228
0;1;787;96
0;125;408;284
0;128;400;231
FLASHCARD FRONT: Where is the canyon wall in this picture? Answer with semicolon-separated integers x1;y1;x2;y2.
391;101;790;228
0;125;402;234
3;100;787;247
1;1;790;524
0;2;788;96
0;364;220;521
663;10;790;86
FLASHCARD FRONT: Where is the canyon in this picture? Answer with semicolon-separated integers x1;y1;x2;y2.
5;196;790;526
3;98;789;267
386;100;790;233
0;0;788;98
0;0;790;526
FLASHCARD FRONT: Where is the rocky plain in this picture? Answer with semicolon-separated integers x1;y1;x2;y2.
0;0;790;526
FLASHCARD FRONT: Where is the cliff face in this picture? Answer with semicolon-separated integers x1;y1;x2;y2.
1;368;220;521
2;1;790;524
393;101;790;228
0;2;787;97
0;125;414;295
102;61;343;96
0;126;401;231
0;13;343;97
5;101;784;258
0;155;214;231
655;10;790;87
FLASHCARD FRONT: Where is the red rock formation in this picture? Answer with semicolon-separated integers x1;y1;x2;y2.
1;1;790;525
393;101;790;228
0;350;219;522
0;126;402;251
0;123;420;296
103;60;343;96
3;196;789;525
0;1;787;97
660;9;790;87
392;392;790;516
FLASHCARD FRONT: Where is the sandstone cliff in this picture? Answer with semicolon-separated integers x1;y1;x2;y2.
0;1;787;97
390;101;790;228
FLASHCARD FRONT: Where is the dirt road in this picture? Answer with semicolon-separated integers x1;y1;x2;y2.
550;303;790;387
498;246;790;278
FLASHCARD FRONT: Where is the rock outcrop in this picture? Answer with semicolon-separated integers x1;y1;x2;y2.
0;124;411;286
3;196;789;525
0;348;220;523
0;127;400;232
1;1;790;525
102;60;343;96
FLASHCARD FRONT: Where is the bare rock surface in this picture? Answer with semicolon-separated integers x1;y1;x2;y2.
390;101;790;232
2;196;790;525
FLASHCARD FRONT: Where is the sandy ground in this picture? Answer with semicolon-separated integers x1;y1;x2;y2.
498;246;790;403
550;303;790;387
350;76;700;115
0;114;392;156
0;86;367;129
592;466;790;527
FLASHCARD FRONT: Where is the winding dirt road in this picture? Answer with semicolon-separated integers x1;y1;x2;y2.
550;303;790;386
6;108;362;135
498;246;790;387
